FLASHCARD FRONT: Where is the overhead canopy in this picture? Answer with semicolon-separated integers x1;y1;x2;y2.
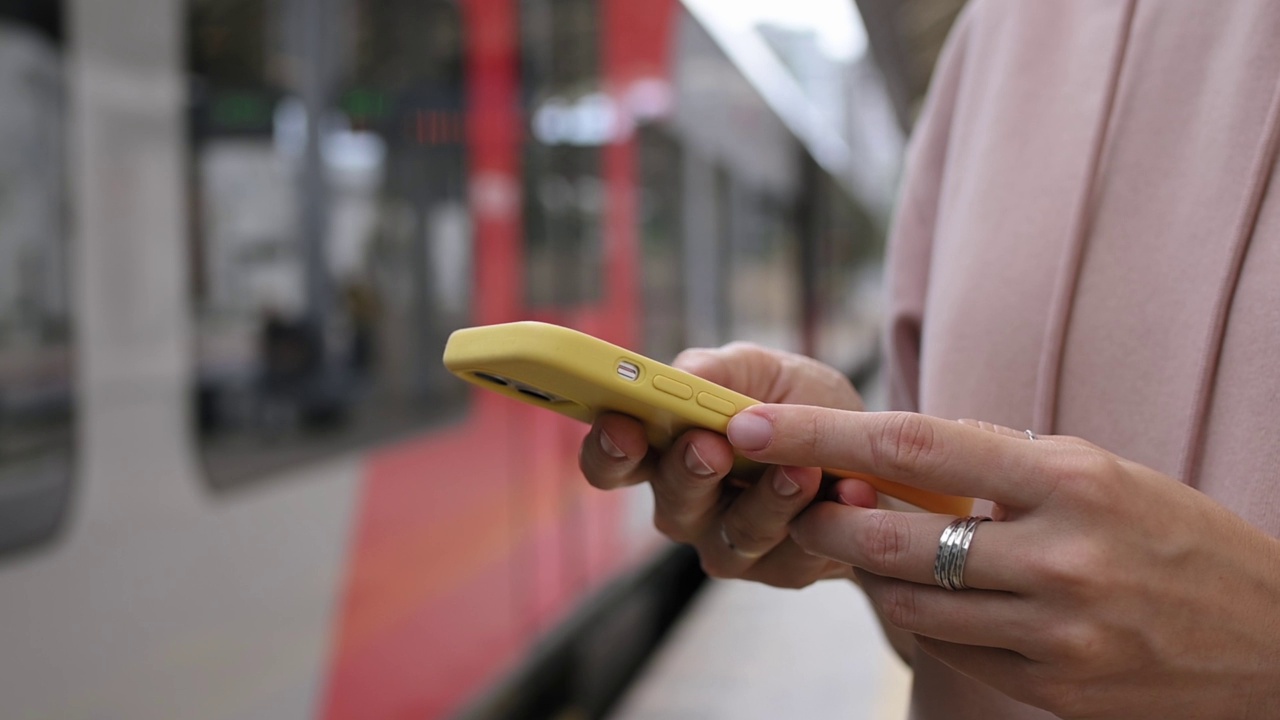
855;0;968;132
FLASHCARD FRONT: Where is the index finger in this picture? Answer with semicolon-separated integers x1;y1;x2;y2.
727;408;1052;508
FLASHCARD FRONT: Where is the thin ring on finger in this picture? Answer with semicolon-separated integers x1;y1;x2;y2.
720;522;766;559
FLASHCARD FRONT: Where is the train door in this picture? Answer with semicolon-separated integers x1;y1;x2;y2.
514;0;675;643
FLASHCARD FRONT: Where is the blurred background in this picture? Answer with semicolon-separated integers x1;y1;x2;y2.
0;0;964;717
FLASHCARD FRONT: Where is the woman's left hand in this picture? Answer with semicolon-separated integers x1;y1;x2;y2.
726;406;1280;720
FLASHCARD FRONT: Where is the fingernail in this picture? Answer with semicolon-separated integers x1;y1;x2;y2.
599;430;627;459
772;467;800;496
727;411;773;451
683;444;716;476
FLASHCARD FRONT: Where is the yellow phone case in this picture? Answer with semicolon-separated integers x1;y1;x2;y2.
443;322;973;516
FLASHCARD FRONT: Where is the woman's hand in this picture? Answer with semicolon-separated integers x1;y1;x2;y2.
727;407;1280;719
577;343;877;588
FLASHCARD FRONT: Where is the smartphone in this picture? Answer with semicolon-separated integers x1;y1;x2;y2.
443;321;973;516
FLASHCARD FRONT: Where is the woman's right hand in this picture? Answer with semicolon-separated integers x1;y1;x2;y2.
577;343;876;588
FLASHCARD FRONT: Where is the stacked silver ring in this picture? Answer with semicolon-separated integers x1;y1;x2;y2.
933;516;992;591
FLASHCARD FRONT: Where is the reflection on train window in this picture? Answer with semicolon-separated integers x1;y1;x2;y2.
520;0;604;307
0;2;74;556
188;0;472;489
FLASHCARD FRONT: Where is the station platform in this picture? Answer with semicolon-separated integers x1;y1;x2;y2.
609;578;911;719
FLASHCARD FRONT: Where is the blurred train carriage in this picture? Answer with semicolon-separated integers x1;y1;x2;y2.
0;0;899;718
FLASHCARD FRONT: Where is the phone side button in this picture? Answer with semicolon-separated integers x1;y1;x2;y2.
696;392;736;416
653;374;694;400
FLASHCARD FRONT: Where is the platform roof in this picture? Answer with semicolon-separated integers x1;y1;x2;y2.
855;0;968;131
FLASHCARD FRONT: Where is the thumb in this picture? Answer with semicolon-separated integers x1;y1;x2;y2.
674;343;864;410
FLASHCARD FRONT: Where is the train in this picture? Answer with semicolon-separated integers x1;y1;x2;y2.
0;0;897;717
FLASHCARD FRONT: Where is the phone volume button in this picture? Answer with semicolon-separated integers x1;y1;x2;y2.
653;374;693;400
696;392;736;416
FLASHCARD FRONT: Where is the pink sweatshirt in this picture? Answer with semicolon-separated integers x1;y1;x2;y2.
883;1;1280;716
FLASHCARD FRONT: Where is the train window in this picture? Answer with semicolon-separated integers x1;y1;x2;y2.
0;1;74;556
727;187;804;352
520;0;604;307
637;127;687;361
809;172;884;374
188;0;472;490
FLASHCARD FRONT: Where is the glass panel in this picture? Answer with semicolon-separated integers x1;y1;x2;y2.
0;1;73;556
189;0;472;489
520;0;604;307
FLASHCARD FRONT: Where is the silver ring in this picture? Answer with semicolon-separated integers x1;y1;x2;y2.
1025;429;1038;441
720;523;737;553
934;516;992;590
720;522;766;559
